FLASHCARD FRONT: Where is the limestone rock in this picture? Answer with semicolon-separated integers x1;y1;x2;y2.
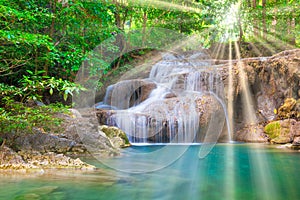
278;98;299;119
0;146;27;169
291;136;300;150
13;130;78;154
0;146;95;170
257;94;277;121
52;112;120;156
272;136;293;144
292;136;300;146
235;125;269;143
264;119;297;144
291;121;300;136
99;125;130;148
103;79;157;109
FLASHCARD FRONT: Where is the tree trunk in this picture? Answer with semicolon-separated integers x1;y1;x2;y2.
142;10;148;46
271;0;277;35
290;17;296;45
238;10;244;43
262;0;267;40
287;0;296;45
45;0;57;76
247;0;251;7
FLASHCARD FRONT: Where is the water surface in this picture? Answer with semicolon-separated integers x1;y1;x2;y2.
1;144;299;200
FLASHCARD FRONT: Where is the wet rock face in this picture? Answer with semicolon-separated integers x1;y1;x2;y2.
65;113;120;156
219;49;300;143
96;94;223;143
103;79;157;109
224;49;300;127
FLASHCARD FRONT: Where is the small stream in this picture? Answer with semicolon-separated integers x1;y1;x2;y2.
1;144;300;200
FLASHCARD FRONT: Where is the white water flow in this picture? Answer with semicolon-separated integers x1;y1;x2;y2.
104;52;230;144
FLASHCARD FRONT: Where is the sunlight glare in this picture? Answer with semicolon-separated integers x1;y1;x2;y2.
220;3;240;41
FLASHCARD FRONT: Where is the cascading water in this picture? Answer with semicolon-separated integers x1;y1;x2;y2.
101;51;229;144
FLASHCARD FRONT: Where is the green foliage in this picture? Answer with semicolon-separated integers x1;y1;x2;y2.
0;71;86;104
19;70;86;102
0;98;69;134
241;0;300;46
0;0;299;105
0;0;115;82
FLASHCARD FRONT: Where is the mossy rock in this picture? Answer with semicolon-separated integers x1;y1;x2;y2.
271;136;292;144
100;125;130;148
264;120;293;144
264;121;281;139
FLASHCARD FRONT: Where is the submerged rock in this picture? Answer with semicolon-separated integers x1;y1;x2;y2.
14;186;65;200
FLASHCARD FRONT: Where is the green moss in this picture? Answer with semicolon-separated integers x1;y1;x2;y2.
100;126;130;146
120;133;130;145
264;121;281;139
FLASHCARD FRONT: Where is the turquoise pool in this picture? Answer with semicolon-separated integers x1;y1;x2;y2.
1;144;299;200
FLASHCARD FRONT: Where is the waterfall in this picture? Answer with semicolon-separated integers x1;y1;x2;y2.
101;52;227;144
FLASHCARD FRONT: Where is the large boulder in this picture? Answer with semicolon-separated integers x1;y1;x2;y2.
3;109;121;157
64;113;120;156
13;130;81;154
235;124;269;143
99;125;130;148
264;119;299;144
103;79;157;109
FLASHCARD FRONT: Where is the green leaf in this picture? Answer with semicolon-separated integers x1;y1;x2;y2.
49;88;53;95
26;70;34;75
63;93;68;101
